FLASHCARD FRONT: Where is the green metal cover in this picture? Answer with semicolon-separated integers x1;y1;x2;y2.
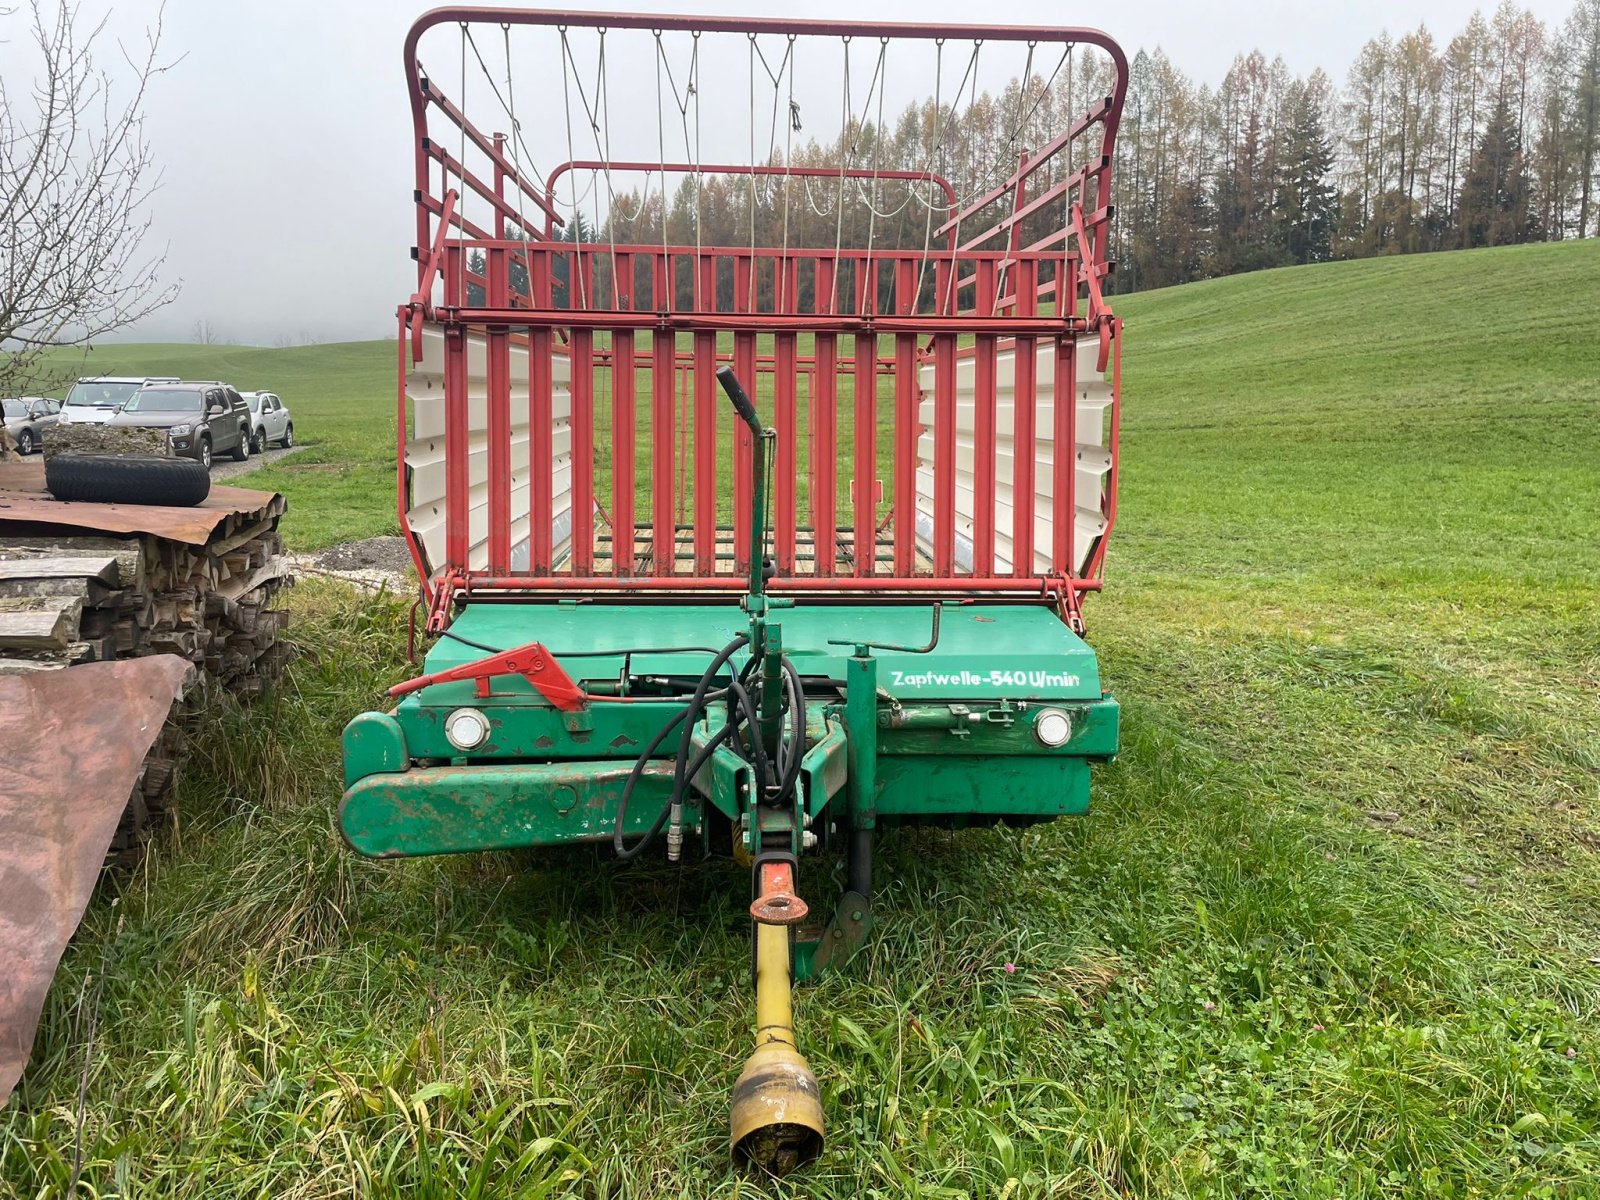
408;602;1103;703
341;600;1118;857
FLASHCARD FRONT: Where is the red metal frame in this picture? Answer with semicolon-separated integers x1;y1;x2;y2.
400;9;1126;623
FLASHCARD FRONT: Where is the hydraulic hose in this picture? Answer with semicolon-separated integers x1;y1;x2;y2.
612;634;805;861
614;634;748;860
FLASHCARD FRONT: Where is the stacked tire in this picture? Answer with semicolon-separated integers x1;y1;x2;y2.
45;455;211;507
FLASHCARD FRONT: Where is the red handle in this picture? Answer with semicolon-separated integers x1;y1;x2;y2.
388;641;587;711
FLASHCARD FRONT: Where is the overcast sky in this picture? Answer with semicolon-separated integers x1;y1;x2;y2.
4;0;1578;345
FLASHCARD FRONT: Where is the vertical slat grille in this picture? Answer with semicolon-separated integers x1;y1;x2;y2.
400;13;1125;602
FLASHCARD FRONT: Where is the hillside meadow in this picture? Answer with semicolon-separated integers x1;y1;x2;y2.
3;240;1597;1197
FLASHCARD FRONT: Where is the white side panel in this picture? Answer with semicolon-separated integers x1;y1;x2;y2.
405;322;573;579
914;335;1111;577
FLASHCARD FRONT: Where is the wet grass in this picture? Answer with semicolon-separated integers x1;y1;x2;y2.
4;240;1599;1197
33;339;401;551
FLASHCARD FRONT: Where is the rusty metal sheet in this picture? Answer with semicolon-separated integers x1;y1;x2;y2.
0;461;279;547
0;655;192;1106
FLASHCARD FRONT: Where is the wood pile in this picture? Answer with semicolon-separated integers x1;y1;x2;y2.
0;492;294;862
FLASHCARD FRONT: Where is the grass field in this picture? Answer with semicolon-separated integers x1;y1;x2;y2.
3;240;1598;1197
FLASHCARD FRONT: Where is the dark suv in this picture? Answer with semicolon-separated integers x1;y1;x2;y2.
110;382;251;469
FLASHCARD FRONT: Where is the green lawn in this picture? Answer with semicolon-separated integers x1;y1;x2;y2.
4;240;1598;1197
33;339;402;550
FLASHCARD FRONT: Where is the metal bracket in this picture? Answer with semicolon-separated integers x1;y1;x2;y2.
810;890;872;974
424;571;465;635
1059;579;1086;636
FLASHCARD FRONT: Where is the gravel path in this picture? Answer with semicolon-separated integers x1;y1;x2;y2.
210;444;305;481
287;536;414;593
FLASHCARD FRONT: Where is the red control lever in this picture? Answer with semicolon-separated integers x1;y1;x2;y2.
388;641;587;711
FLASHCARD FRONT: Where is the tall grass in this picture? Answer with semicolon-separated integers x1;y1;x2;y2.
5;241;1599;1197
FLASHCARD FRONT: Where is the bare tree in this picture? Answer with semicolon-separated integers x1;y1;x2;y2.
0;0;179;454
191;317;219;345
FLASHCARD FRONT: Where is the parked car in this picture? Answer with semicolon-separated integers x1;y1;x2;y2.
58;376;179;425
240;391;295;453
2;397;61;455
109;382;251;469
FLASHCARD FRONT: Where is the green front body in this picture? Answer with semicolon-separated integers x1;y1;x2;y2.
340;601;1119;858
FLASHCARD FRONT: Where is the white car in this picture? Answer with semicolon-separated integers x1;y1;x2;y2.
240;391;294;453
59;376;179;425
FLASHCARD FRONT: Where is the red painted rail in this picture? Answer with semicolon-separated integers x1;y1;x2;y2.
398;10;1126;625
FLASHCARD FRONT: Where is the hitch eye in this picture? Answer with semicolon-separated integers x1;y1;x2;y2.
1033;708;1073;748
444;707;490;750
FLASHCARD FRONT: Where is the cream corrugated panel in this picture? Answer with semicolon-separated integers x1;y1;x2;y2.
404;322;574;580
914;334;1111;577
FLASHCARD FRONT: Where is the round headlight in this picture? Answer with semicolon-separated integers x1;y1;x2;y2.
1033;707;1073;748
444;707;490;750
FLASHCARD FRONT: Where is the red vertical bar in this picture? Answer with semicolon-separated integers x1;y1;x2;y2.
653;253;670;312
811;333;837;575
1013;261;1038;577
895;257;915;317
972;336;998;576
693;331;717;574
932;333;957;577
676;362;689;525
816;260;836;316
652;328;675;573
571;326;595;575
528;254;554;573
698;253;714;315
442;245;469;572
783;258;799;312
856;258;877;316
852;333;876;577
612;330;635;575
1053;335;1078;577
733;331;757;574
616;252;635;310
773;333;798;573
972;259;997;575
493;133;507;239
892;333;917;575
486;246;511;574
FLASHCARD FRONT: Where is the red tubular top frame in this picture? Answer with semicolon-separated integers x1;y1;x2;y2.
400;8;1127;622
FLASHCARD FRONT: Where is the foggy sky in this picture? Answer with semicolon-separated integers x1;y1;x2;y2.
3;0;1577;345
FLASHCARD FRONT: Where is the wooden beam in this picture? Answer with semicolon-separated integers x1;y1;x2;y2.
0;597;85;650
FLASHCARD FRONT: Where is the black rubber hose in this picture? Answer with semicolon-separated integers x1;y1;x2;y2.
727;675;773;795
613;635;748;859
672;636;752;796
610;702;694;860
778;655;806;798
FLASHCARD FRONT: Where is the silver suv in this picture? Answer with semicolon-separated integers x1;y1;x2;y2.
240;391;295;454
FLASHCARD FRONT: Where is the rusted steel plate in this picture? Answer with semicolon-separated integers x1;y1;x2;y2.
0;461;278;547
0;655;192;1106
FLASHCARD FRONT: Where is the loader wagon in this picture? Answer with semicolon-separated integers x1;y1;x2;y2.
342;6;1126;1173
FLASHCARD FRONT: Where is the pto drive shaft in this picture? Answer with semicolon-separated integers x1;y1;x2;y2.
731;859;824;1174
